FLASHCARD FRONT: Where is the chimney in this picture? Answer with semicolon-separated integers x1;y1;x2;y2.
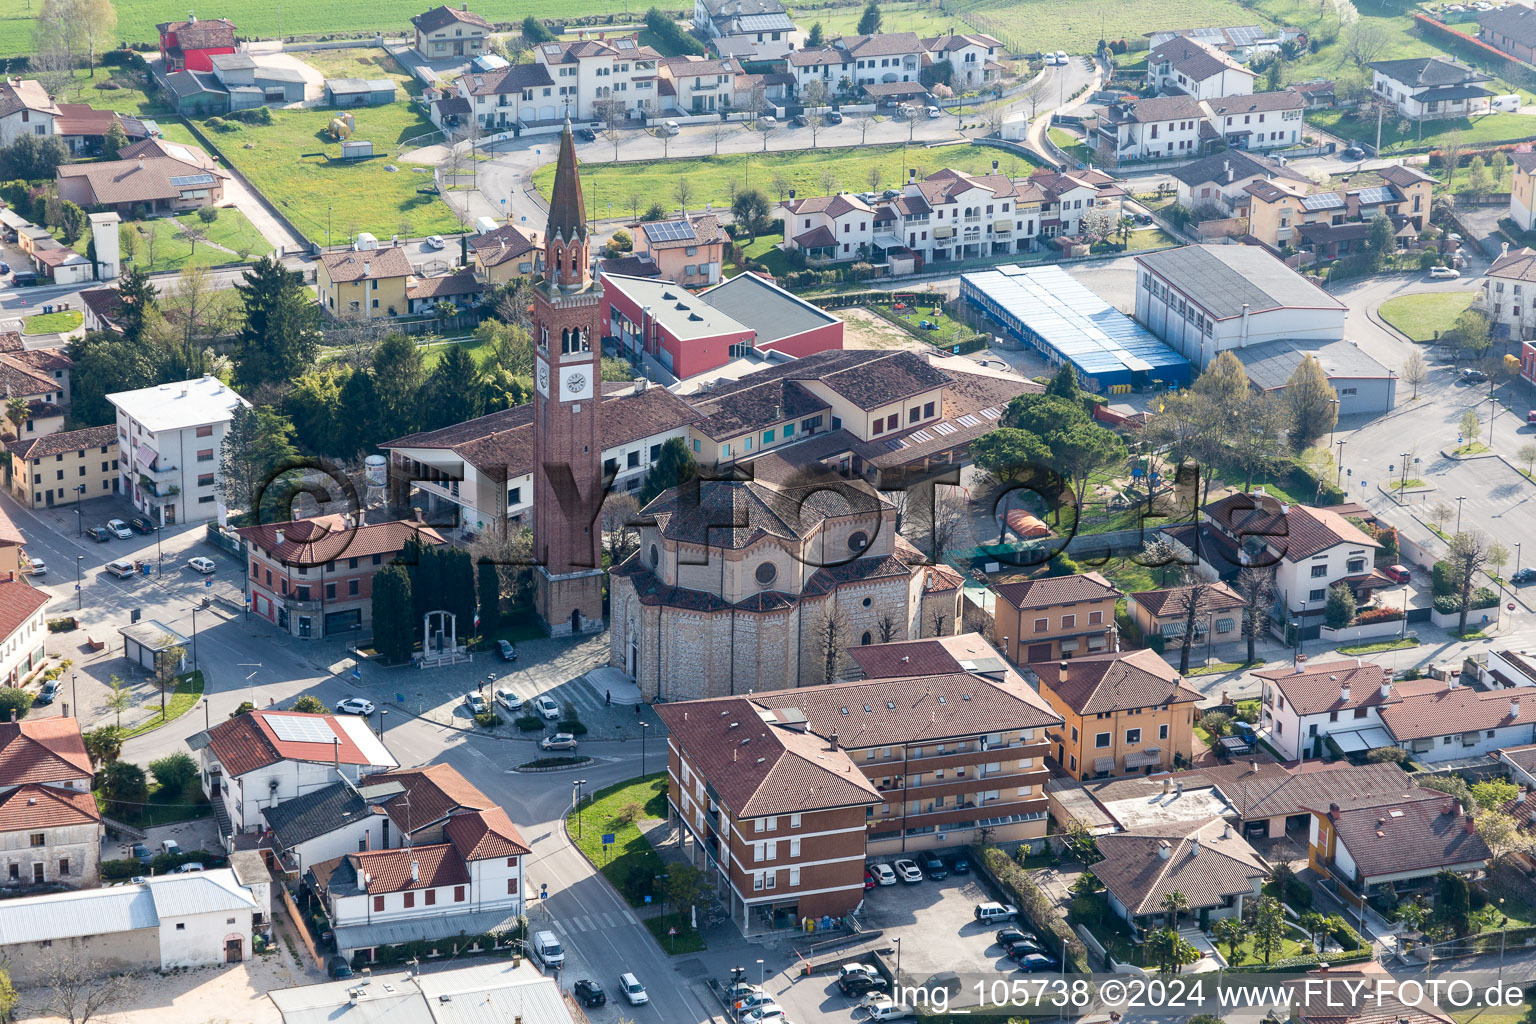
1224;159;1233;184
1221;821;1231;838
410;860;420;881
1340;681;1350;703
1512;697;1521;719
1058;660;1069;687
1249;759;1258;773
1380;680;1391;699
1518;787;1531;805
1162;778;1172;794
829;731;839;751
275;527;285;546
1190;835;1200;856
137;156;144;171
363;261;371;278
1328;801;1340;820
1157;840;1171;860
1279;501;1290;515
1174;780;1183;798
1464;813;1477;834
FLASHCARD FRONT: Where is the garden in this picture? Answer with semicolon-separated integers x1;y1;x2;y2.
868;295;978;348
22;309;83;334
564;772;670;908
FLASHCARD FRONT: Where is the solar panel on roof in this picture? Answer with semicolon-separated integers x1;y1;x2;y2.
1354;185;1396;205
644;220;697;243
957;414;981;427
169;174;216;187
933;421;957;435
1300;193;1345;212
269;715;337;744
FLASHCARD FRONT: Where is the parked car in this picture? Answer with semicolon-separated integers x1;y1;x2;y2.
105;519;133;539
838;973;889;997
1005;935;1047;956
919;852;947;879
974;902;1018;923
743;1007;785;1024
1512;567;1536;585
1342;145;1365;160
0;261;9;276
465;692;489;714
825;110;843;124
105;559;137;578
725;983;762;1004
128;515;155;533
9;272;40;287
575;127;597;141
1013;953;1059;973
925;105;942;118
187;556;216;574
424;235;445;250
132;843;151;863
995;927;1034;948
864;998;913;1021
791;113;809;127
864;869;876;890
1043;52;1059;65
892;858;923;883
573;979;606;1007
540;732;578;751
949;852;970;874
1428;265;1460;279
23;560;45;576
495;687;522;711
86;526;111;542
497;639;517;661
174;862;205;873
1054;50;1068;64
838;963;877;982
658;120;680;135
335;697;375;715
1382;564;1411;584
35;681;58;705
535;694;560;719
619;972;648;1005
738;992;780;1012
1133;212;1153;225
1460;367;1488;384
327;955;354;979
758;113;776;125
870;862;897;885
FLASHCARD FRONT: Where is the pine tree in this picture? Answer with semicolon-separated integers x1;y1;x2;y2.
640;437;698;505
115;266;158;343
807;22;824;45
232;256;321;391
1284;354;1337;450
425;343;485;429
216;405;298;523
442;546;476;636
371;564;415;664
372;334;426;440
102;119;128;159
476;558;501;640
1044;363;1083;404
337;367;381;455
856;0;881;34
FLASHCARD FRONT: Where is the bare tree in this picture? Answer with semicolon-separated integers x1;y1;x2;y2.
1346;22;1390;67
78;0;117;70
904;484;967;565
31;0;85;94
852;109;876;145
866;165;882;193
601;492;642;565
29;949;136;1024
1401;349;1428;400
770;172;792;202
984;100;1007;136
1234;566;1275;665
708;119;736;155
875;610;898;643
801;79;827;147
1168;574;1219;674
1447;530;1491;635
928;606;951;638
818;168;838;195
624;191;642;225
1021;75;1049;119
673;177;694;217
593;98;628;160
816;605;850;684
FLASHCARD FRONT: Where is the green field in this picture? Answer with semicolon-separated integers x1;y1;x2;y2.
23;310;83;333
1379;291;1474;342
54;67;173;116
535;143;1040;218
1049;126;1096;167
948;0;1253;53
299;48;418;96
77;209;269;273
1309;107;1536;151
202;103;462;241
788;1;970;39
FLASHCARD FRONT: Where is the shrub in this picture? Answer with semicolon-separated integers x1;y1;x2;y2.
1367;745;1409;763
1432;560;1456;596
148;752;198;794
101;858;141;880
614;800;646;825
474;711;503;728
557;718;588;736
1200;711;1232;738
47;617;76;632
196;206;219;224
0;687;31;722
291;695;326;713
227;106;272;125
1355;607;1403;625
99;760;148;815
515;715;544;731
642;202;666;221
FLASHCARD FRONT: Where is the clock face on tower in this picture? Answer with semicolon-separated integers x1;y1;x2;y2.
535;358;550;398
560;365;593;401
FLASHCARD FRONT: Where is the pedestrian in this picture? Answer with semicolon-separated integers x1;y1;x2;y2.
606;690;611;706
634;702;641;716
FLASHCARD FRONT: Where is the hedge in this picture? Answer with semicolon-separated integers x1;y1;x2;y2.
1433;587;1498;615
102;858;142;880
1355;607;1403;625
975;844;1090;974
363;923;525;967
1228;948;1374;972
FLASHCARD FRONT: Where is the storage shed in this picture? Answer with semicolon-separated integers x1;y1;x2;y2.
118;619;191;674
325;78;398;107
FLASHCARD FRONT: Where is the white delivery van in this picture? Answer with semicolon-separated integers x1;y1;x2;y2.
530;930;564;969
353;232;380;251
1493;93;1522;112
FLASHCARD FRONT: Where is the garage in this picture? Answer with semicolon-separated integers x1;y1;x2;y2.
325;609;362;636
118;620;191;674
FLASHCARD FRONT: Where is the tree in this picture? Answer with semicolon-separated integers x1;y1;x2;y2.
731;188;770;241
1518;441;1536;476
372;333;427;439
0;687;31;723
1476;810;1536;864
1367;212;1397;267
217;405;299;523
1285;354;1337;450
1470;778;1519;811
1492;148;1509;185
1325;581;1357;629
30;949;134;1024
104;674;131;728
1251;895;1286;964
1459;408;1480;442
291;695;327;714
149;265;235;381
593;98;628;159
1080;206;1115;242
372;564;415;664
1345;21;1389;66
1467;156;1491;198
476;558;501;640
856;0;881;34
1160;889;1189;929
662;863;715;917
1049;420;1127;525
98;759;147;816
1299;910;1327;952
1265;58;1284;91
807;21;823;45
1200;711;1231;739
1454;308;1492;363
1170;576;1219;673
1401;348;1428;400
521;14;554;42
1021;75;1050;119
815;605;849;684
639;437;697;505
148;752;198;794
601;492;641;566
232;256;320;391
0;132;69;180
673;176;694;215
1435;869;1471;935
904;483;966;565
1447;530;1491;635
1235;567;1275;665
424;343;485;430
1144;927;1200;973
82;726;124;767
1212;917;1247;964
1441;130;1465;189
971;428;1051;484
706;119;735;156
1489;542;1511;583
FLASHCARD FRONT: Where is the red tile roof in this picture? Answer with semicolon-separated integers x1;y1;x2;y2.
0;783;100;831
319;247;414;283
324;843;470;894
234;515;445;567
1130;580;1243;618
1327;795;1490;880
992;571;1120;611
1378;686;1531;741
1094;817;1267;915
0;719;92;785
205;710;383;778
0;578;48;646
1254;660;1395;716
1032;648;1203;716
375;763;494;833
444;807;530;860
1204;491;1378;563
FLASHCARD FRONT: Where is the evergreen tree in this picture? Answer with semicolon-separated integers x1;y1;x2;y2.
1284;354;1338;450
102;119;128;159
640;437;698;505
443;547;476;636
807;21;824;45
337;367;382;454
372;334;426;439
425;343;485;429
115;266;158;343
476;558;501;639
217;404;299;523
285;366;348;456
1044;363;1083;404
856;0;881;34
232;256;321;391
1367;212;1397;268
404;537;443;623
371;564;415;664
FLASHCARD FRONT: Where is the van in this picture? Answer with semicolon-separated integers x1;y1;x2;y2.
161;839;180;857
1493;93;1522;112
531;930;564;969
353;232;379;251
619;972;648;1005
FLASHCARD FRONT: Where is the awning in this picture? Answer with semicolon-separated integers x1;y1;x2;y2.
1093;756;1116;773
1330;727;1394;754
134;443;159;471
1124;748;1162;769
1060;639;1080;652
1087;635;1108;650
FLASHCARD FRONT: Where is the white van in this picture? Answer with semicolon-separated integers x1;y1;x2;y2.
619;972;648;1005
530;930;564;969
353;232;380;251
1493;93;1522;112
160;839;180;856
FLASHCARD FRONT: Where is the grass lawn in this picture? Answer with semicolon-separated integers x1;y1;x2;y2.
1380;291;1474;342
1223;931;1311;967
534;144;1041;217
1337;637;1418;655
96;782;212;828
1049;127;1097;167
124;671;205;739
872;299;972;345
1309;107;1536;152
22;310;83;334
952;0;1253;54
103;211;269;273
789;1;969;38
1388;478;1426;491
1099;557;1161;595
1453;440;1491;456
732;232;793;278
565;772;669;908
298;48;419;96
1450;1012;1528;1024
644;911;708;954
1124;227;1178;250
52;67;173;116
420;335;489;370
205;103;462;241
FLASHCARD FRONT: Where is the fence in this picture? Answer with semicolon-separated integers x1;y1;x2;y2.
278;883;327;968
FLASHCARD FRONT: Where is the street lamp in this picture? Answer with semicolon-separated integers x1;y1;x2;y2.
1455;495;1466;535
189;605;200;673
377;707;388;739
730;966;745;1020
75;555;82;610
894;937;902;983
70;673;77;717
757;958;765;989
1336;439;1347;487
640;719;649;777
1328;398;1340;447
573;778;588;837
203;698;210;731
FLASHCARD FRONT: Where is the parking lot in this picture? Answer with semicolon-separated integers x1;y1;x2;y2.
857;862;1023;981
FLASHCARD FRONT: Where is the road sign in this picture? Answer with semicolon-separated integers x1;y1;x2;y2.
539;890;548;899
205;578;212;587
668;927;677;935
644;894;652;904
602;833;615;846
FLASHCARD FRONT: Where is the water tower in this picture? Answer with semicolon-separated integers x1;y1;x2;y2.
364;454;387;508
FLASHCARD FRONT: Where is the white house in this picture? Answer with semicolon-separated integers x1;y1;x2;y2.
845;33;924;88
1168;150;1312;214
1474;245;1536;343
1134;244;1348;367
195;709;398;836
1256;661;1398;762
780;191;874;262
1500;743;1536;788
1095;91;1303;163
107;376;250;526
0;869;256;984
0;79;59;145
659;55;743;114
0;575;47;686
532;36;662;121
1146;36;1255;99
1379;684;1536;763
921;33;1006;89
693;0;798;59
787;45;855;94
1369;56;1493;121
308;806;528;960
433;63;557;135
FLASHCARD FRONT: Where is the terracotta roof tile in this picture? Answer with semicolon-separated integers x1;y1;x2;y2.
0;784;100;832
992;571;1120;611
319;247;413;283
1032;648;1202;716
376;763;494;833
0;719;92;784
0;580;49;652
1379;686;1531;741
412;5;492;32
234;515;445;567
7;424;116;462
1204;491;1378;562
1253;660;1395;716
1094;817;1267;915
1327;796;1489;880
444;807;530;860
205;710;389;778
1130;581;1243;618
316;843;469;895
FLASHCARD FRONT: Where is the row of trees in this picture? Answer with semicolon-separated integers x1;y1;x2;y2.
369;539;485;663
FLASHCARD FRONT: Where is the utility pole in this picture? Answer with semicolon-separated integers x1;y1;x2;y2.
1376;102;1384;156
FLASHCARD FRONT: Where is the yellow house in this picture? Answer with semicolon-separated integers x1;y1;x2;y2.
468;224;539;286
1031;647;1203;781
1244;164;1436;253
7;424;120;510
1512;153;1536;231
317;247;413;319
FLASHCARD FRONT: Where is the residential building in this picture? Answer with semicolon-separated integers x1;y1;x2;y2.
0;347;69;418
1031;648;1204;780
80;288;128;333
108;376;249;525
0;504;20;578
1134;244;1349;368
780;191;874;263
1095;90;1304;165
1525;338;1536;389
659;55;743;114
236;516;447;640
1243;163;1435;256
1511;155;1536;233
269;960;582;1024
1126;581;1244;650
0;79;60;145
654;634;1059;931
531;37;662;121
7;425;119;510
693;0;798;59
992;572;1121;664
1464;647;1536;689
1256;660;1396;761
0;575;48;687
1093;817;1266;932
1292;967;1455;1024
0;870;256;984
157;16;238;72
195;708;399;836
383;380;697;530
411;5;491;60
53;103;143;156
1474;244;1536;341
435;63;557;136
1145;36;1255;99
405;270;483;315
0;718;100;889
1476;4;1536;62
55;141;227;215
922;33;1006;89
632;215;725;287
1369;56;1493;120
468;223;540;284
787;44;856;94
1167;150;1311;214
1028;167;1127;239
1377;683;1534;763
317;247;413;319
603;270;842;382
1308;790;1488;905
1499;742;1536;788
307;806;528;959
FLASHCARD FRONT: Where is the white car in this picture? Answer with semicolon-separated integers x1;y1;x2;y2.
758;113;776;124
1054;50;1069;64
105;519;133;539
105;559;136;578
1429;265;1460;279
838;963;877;981
870;862;897;886
865;998;913;1020
495;687;522;711
335;697;375;715
925;105;941;119
424;235;445;250
619;972;648;1005
23;560;45;576
187;556;216;574
465;692;489;714
174;862;205;873
893;858;923;883
737;992;778;1012
534;694;560;720
744;1007;786;1024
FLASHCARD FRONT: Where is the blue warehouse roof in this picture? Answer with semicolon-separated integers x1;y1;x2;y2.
961;265;1191;391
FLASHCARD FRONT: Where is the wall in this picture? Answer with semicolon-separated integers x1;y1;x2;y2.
1403;721;1535;763
0;928;159;984
287;814;388;876
160;907;250;968
0;821;102;888
1319;619;1405;642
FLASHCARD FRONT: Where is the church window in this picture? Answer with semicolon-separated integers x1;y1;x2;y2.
848;531;868;552
861;631;872;645
755;562;777;587
650;544;660;568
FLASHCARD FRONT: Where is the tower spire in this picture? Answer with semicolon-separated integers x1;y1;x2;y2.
546;122;587;246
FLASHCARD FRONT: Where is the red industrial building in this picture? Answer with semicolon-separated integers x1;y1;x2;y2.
157;16;238;72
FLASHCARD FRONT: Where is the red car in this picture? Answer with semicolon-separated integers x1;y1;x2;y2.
1382;564;1411;584
864;870;876;890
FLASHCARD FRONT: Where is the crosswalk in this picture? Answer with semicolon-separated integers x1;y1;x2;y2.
549;909;640;934
490;674;612;718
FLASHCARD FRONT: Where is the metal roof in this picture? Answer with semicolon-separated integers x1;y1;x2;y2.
1135;244;1346;320
962;264;1191;380
0;886;157;944
144;868;257;918
698;271;837;346
269;960;575;1024
1233;338;1394;391
732;12;797;30
118;618;192;650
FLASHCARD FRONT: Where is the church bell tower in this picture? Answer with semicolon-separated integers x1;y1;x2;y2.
531;122;605;636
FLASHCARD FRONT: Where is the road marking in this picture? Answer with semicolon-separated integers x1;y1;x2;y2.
622;909;638;926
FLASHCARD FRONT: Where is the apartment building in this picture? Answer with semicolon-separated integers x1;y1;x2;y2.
1095;91;1304;165
992;572;1121;665
658;56;744;114
434;63;557;135
532;37;662;121
693;0;798;59
7;425;119;510
1145;36;1255;99
653;632;1060;933
1368;56;1492;121
1244;163;1435;255
1474;243;1536;342
1031;647;1204;780
107;376;250;525
1169;150;1312;215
